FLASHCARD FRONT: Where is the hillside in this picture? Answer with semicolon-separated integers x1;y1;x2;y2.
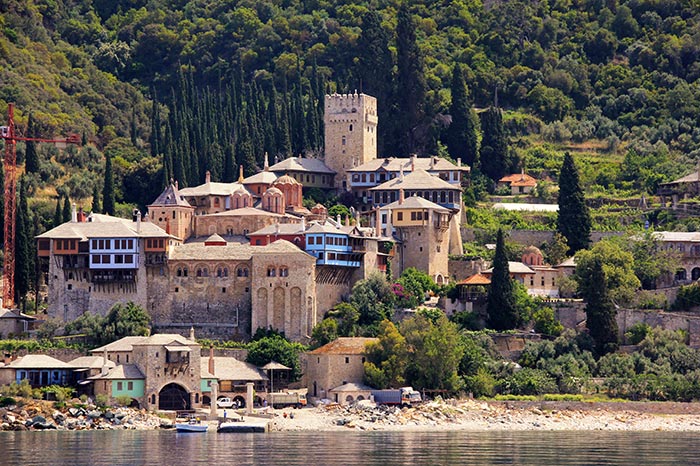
1;0;700;220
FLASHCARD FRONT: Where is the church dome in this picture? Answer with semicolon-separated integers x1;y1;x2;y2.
265;186;283;196
273;174;301;186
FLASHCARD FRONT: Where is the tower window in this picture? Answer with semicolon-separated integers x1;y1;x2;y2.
349;124;353;131
342;136;346;146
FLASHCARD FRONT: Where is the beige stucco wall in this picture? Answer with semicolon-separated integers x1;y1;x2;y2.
302;352;367;400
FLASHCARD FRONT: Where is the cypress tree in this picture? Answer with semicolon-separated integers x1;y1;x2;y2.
479;107;510;181
92;183;101;214
15;178;32;308
486;229;519;330
62;194;72;223
395;3;426;156
267;84;281;157
278;77;293;157
130;106;138;147
557;152;591;254
0;159;4;245
53;197;62;227
445;64;480;166
585;258;619;356
357;11;393;155
103;155;116;216
25;113;39;174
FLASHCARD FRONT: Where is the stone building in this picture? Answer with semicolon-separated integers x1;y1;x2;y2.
324;92;378;190
268;156;336;190
301;337;377;402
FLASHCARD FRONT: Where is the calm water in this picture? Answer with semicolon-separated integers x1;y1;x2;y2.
2;430;699;465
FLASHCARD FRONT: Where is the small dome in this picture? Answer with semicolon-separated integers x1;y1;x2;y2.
233;186;249;195
264;186;283;196
523;245;543;256
273;173;301;186
312;203;327;213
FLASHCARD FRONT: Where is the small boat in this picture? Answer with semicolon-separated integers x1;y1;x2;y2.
217;420;267;433
175;417;208;432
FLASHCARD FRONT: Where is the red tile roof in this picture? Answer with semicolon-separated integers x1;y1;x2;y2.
308;337;377;355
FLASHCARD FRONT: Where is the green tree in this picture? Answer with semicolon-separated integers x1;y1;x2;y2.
479;107;511;181
102;154;116;215
350;272;394;327
91;183;101;214
102;302;152;343
544;232;569;265
575;239;641;306
487;229;518;330
395;3;426;156
402;314;464;391
395;267;436;308
246;334;304;381
445;64;480;166
557;152;591;254
310;318;338;349
25;113;39;174
62;195;71;223
53;197;62;228
15;178;33;308
630;231;680;290
326;302;360;336
584;258;619;356
363;320;408;389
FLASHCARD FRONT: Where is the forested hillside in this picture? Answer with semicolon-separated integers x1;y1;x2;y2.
2;0;700;210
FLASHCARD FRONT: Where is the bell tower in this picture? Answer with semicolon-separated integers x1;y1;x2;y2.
324;92;378;191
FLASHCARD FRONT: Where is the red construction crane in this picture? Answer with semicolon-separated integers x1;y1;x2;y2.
0;103;79;309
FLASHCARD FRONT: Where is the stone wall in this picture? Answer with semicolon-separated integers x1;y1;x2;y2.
462;228;624;247
448;258;486;282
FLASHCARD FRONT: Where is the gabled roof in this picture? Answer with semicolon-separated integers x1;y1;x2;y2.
382;195;450;212
306;222;346;234
69;356;116;370
249;223;306;236
368;169;459;191
179;181;244;197
243;171;278;185
89;364;144;380
348;156;467;173
499;173;538;187
201;357;268;382
3;354;74;369
483;261;536;275
308;337;378;355
90;336;148;353
457;273;491;286
269;156;335;174
661;171;700;185
255;239;315;257
149;183;192;208
36;216;172;240
131;334;195;347
204;207;287;218
0;309;36;321
169;242;255;261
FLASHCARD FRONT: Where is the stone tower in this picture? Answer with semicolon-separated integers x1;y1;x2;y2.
148;182;194;241
324;92;378;190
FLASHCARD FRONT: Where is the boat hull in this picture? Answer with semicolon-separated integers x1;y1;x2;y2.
175;423;208;432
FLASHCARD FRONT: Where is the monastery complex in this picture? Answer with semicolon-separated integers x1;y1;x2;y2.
36;93;470;342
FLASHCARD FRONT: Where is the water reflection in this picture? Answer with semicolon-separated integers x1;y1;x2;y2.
2;430;700;465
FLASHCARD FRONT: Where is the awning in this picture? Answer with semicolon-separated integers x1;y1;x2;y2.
165;345;192;352
73;368;90;372
77;379;93;385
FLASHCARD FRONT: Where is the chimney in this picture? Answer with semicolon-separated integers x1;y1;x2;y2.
355;211;361;228
375;208;381;237
175;180;179;189
336;214;341;227
101;348;109;376
399;188;404;205
399;165;404;181
71;203;77;222
430;156;436;170
208;346;215;376
275;222;280;235
345;216;350;227
301;216;306;231
264;152;270;171
189;326;196;341
205;170;211;184
136;210;141;232
457;158;462;168
410;155;415;172
238;164;244;183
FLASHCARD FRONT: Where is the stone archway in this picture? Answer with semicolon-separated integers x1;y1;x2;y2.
158;383;190;411
692;267;700;281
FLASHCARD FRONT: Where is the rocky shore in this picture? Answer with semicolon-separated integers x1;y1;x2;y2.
0;400;171;431
270;398;700;432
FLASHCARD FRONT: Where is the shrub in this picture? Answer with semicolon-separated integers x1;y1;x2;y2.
499;368;558;395
464;367;496;398
625;322;652;345
115;395;133;407
0;396;16;407
95;394;109;408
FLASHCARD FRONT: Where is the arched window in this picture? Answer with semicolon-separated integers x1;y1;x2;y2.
237;267;249;277
279;267;289;277
349;124;353;131
267;267;276;277
183;267;188;277
214;197;220;206
176;268;182;277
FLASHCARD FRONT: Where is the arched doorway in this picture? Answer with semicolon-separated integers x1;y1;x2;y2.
159;383;190;411
233;395;246;408
692;268;700;281
676;269;688;281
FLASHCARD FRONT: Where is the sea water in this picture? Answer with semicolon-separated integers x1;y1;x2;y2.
2;430;699;465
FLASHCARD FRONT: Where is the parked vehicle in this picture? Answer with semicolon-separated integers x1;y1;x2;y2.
216;397;237;408
371;387;422;407
262;389;307;408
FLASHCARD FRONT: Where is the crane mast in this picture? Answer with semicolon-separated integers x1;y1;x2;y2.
1;103;79;309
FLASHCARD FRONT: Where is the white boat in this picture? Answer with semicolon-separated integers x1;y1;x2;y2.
175;418;208;432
